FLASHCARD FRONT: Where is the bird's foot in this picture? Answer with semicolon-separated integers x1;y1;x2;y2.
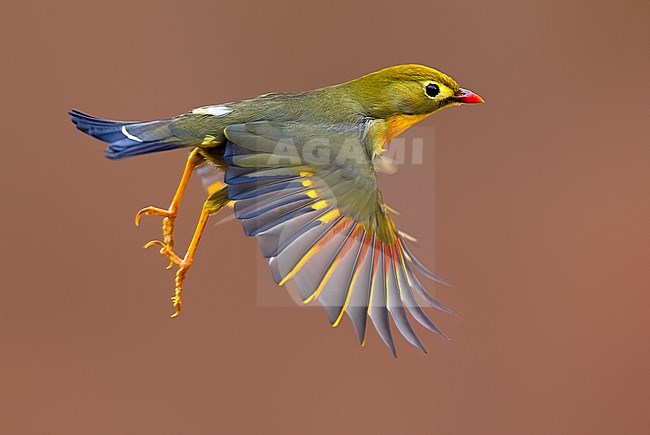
136;179;228;319
137;206;187;316
142;239;183;265
170;259;192;318
136;206;177;269
142;239;192;318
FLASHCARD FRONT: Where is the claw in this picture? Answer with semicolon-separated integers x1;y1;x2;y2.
135;206;175;227
170;294;182;318
143;240;165;249
143;239;183;267
138;206;178;268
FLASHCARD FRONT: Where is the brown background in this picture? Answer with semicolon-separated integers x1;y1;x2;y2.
1;0;647;433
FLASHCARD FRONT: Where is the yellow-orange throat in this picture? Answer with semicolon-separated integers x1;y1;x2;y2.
374;113;429;153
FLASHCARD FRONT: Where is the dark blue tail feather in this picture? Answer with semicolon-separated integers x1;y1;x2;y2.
69;109;186;159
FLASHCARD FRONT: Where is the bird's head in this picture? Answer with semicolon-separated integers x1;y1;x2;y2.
345;64;484;119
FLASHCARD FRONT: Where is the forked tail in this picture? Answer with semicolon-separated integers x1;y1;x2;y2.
69;109;188;159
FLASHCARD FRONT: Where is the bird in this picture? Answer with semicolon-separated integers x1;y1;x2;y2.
70;64;484;356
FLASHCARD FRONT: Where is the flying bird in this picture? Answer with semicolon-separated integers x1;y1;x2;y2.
70;64;484;356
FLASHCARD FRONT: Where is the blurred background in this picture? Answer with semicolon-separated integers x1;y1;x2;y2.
0;0;647;433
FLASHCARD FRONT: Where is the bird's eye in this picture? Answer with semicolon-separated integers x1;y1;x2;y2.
425;83;440;98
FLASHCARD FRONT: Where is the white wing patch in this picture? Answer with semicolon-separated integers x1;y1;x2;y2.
192;105;232;117
121;125;143;142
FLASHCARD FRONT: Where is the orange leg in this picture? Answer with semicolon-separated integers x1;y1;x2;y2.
145;185;229;317
136;148;204;268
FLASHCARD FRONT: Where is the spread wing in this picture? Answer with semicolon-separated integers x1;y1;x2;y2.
222;121;453;356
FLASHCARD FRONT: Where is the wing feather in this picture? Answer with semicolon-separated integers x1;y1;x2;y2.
368;245;396;356
234;186;312;219
385;246;427;353
318;226;366;325
395;244;448;338
257;208;329;258
269;215;349;291
221;121;452;355
344;235;375;344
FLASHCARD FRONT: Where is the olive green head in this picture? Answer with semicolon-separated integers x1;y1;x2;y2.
342;64;484;119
